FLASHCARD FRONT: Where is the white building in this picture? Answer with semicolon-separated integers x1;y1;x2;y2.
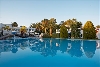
96;28;100;39
56;29;60;33
0;23;12;29
0;23;37;36
0;23;12;34
96;40;100;49
80;30;83;38
12;27;36;33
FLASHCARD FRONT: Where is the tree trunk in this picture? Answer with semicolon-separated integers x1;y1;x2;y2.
50;28;52;36
45;28;47;33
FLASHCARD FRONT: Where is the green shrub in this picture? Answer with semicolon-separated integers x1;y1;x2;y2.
42;33;51;38
52;33;60;38
60;25;68;38
83;21;96;39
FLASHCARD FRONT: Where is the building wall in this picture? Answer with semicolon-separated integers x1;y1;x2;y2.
96;28;100;39
56;29;60;33
3;30;12;35
0;23;3;29
0;23;12;29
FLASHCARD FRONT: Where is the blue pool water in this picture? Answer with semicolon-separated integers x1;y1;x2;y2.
0;38;100;67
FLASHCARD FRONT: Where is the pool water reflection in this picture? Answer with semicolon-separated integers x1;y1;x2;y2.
0;38;100;67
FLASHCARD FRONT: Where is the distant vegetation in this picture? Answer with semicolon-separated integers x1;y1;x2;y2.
4;18;99;39
12;22;18;27
83;21;96;39
60;25;68;38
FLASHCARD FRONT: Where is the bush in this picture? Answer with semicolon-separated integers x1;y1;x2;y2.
60;25;68;38
42;33;51;38
52;33;60;38
83;21;96;39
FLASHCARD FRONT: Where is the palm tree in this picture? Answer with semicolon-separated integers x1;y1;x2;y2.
35;22;42;33
3;25;10;30
12;22;18;27
64;19;74;27
41;19;49;34
30;23;36;28
49;18;57;36
20;26;27;34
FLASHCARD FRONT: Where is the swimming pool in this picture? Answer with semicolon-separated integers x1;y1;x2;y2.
0;38;100;67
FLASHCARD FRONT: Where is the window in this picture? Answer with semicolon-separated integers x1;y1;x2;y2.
29;29;31;31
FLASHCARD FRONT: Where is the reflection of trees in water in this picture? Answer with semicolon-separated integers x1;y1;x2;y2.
67;40;83;57
30;40;45;52
83;41;96;58
40;39;57;57
0;39;97;58
19;39;29;50
41;48;57;57
4;46;9;52
20;42;27;50
60;39;69;53
11;46;18;53
0;46;1;58
0;52;1;58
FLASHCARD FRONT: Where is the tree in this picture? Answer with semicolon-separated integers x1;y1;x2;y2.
12;22;18;27
83;21;96;39
35;22;42;33
49;18;57;36
20;26;27;33
35;22;42;30
3;25;10;30
64;19;74;27
60;25;68;38
71;21;82;38
30;23;36;28
55;24;61;29
63;19;75;38
96;25;100;28
76;22;82;38
70;18;79;38
70;23;77;38
41;19;49;34
64;18;82;38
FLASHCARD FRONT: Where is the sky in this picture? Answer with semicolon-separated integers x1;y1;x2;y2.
0;0;100;27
